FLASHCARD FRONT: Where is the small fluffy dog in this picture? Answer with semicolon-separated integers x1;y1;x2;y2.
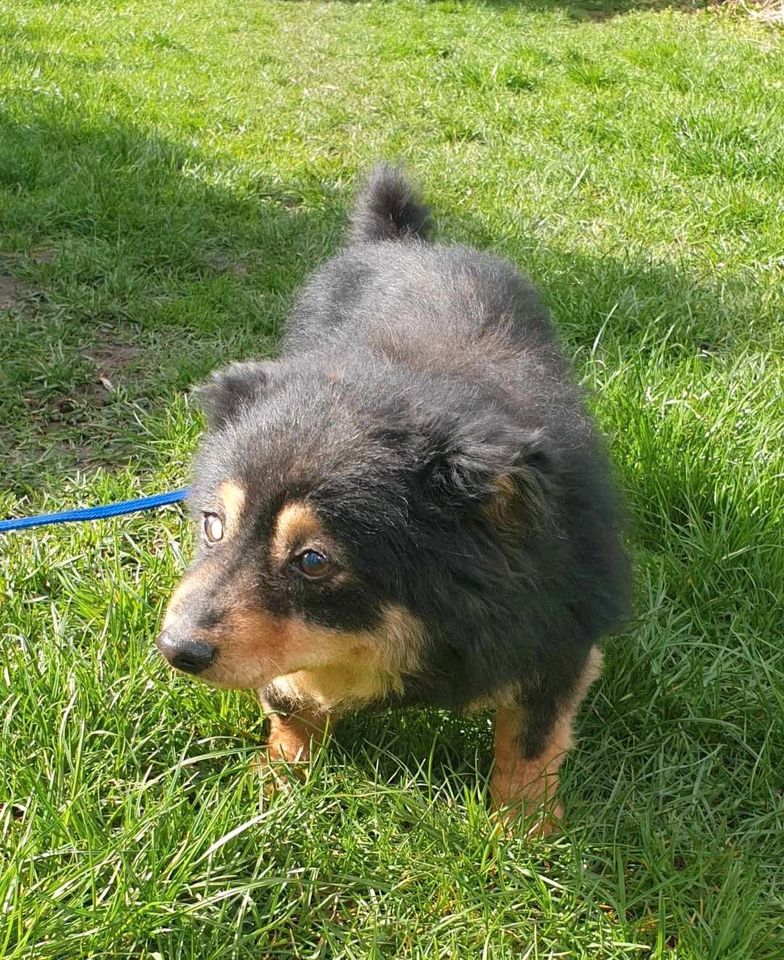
158;166;629;831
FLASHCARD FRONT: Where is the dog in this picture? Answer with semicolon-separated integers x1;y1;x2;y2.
157;165;630;832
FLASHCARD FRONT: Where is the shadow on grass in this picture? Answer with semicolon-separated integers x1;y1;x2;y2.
1;112;752;490
312;0;714;22
335;706;494;793
0;107;342;494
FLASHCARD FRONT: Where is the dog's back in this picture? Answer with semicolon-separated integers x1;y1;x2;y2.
286;165;554;363
285;167;628;651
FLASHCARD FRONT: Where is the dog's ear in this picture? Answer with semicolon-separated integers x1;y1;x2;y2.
420;417;555;532
193;361;274;430
482;447;554;537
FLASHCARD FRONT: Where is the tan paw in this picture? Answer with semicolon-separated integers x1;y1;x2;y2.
252;750;309;798
491;800;565;839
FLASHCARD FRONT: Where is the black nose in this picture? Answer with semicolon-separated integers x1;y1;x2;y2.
156;631;216;675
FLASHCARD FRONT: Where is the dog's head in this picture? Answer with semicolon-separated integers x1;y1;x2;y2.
157;358;554;694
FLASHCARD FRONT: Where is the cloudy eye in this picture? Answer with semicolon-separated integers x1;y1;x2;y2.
203;513;224;543
295;549;331;579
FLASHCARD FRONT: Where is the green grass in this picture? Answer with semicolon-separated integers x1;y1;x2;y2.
1;0;783;956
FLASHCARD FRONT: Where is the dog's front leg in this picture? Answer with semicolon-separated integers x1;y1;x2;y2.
490;646;602;835
256;689;332;792
489;700;568;836
263;702;332;764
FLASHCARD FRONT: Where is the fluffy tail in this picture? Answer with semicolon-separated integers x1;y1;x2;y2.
348;164;432;243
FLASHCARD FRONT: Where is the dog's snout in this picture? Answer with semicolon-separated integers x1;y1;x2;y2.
157;631;216;675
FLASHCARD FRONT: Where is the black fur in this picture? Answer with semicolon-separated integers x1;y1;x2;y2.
347;163;432;244
192;166;630;753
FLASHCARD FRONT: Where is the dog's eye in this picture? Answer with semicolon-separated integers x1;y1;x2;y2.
203;513;224;543
295;549;331;579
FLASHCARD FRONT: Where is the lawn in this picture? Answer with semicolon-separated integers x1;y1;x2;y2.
1;0;783;957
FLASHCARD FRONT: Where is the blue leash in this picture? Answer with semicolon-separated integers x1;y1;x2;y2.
0;489;189;533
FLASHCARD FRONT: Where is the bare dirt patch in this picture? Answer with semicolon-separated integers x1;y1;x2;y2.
201;251;250;276
0;275;33;311
83;342;143;392
30;247;59;264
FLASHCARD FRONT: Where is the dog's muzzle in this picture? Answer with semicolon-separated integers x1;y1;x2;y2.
156;630;216;675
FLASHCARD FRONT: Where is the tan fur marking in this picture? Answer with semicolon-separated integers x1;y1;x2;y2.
264;705;331;763
466;681;523;714
271;502;326;565
483;468;548;538
166;594;426;700
262;605;426;713
482;474;520;536
217;480;246;536
490;646;602;834
574;645;603;701
201;608;293;688
491;707;571;834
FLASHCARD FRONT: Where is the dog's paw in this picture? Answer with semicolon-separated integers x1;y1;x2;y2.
252;751;310;798
490;800;564;840
523;801;564;839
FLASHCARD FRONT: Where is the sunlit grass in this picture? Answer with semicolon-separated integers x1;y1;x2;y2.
1;0;782;957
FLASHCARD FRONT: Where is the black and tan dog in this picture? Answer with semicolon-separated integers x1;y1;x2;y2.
158;166;629;832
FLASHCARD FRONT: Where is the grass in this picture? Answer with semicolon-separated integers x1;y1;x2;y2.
1;0;783;956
